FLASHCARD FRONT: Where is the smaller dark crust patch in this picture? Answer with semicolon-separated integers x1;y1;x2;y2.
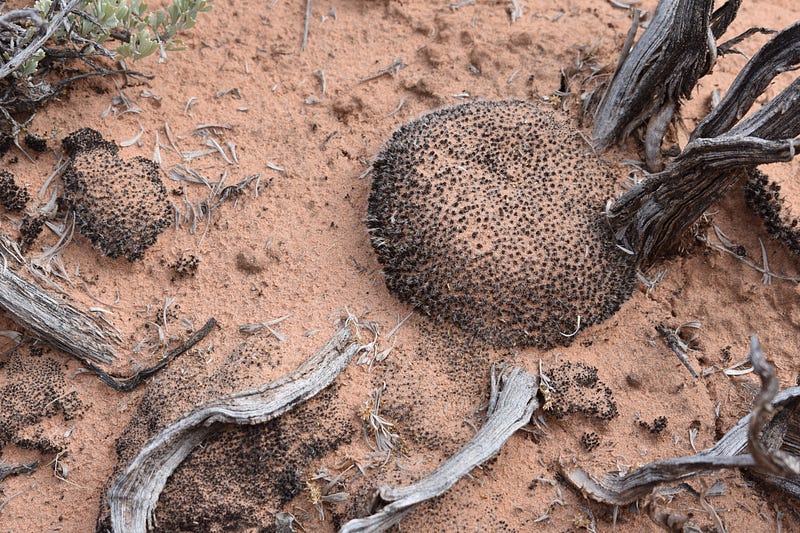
61;128;171;261
744;168;800;255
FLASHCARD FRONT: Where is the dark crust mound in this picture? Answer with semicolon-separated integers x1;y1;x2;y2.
0;170;30;211
745;168;800;255
61;128;171;261
368;100;636;348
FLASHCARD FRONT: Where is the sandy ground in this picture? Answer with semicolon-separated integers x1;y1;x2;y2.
1;0;800;531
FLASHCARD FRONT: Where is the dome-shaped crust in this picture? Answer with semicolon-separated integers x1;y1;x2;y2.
62;128;172;261
368;100;636;348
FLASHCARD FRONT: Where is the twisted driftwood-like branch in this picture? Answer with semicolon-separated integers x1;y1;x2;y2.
0;460;38;483
563;336;800;505
592;0;743;168
107;323;365;533
610;136;800;263
339;364;540;533
693;21;800;139
606;21;800;264
0;251;215;391
0;261;118;365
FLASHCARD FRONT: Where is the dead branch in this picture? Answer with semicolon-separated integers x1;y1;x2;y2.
693;21;800;140
610;136;800;263
592;0;720;157
0;0;82;81
0;253;215;391
85;318;216;392
339;364;539;533
748;337;800;477
563;336;800;506
0;261;118;365
107;323;366;533
598;16;800;264
0;460;38;483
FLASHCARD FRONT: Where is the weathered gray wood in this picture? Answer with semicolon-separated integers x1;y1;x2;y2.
0;460;38;483
0;262;118;365
108;324;364;533
610;136;800;263
564;337;800;505
747;337;800;477
693;21;800;139
592;0;717;153
598;10;800;263
0;251;215;390
339;365;539;533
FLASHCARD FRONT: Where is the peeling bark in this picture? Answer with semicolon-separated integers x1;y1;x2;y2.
592;0;719;153
0;255;215;391
693;21;800;140
0;262;118;365
605;21;800;264
610;136;799;262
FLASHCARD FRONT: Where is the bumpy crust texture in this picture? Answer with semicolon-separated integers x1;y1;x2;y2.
62;128;171;261
745;168;800;256
368;100;636;348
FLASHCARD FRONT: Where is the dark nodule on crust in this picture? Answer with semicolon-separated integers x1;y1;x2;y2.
745;168;800;256
61;128;171;262
367;100;636;348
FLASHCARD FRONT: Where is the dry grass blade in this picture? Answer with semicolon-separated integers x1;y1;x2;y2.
359;384;403;453
360;58;407;82
239;312;292;341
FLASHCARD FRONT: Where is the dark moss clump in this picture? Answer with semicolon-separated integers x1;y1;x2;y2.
580;431;600;451
61;128;171;261
745;168;800;255
0;135;13;157
639;415;668;434
169;253;199;278
23;132;47;153
0;348;85;454
544;361;618;421
18;215;44;252
368;100;636;348
0;170;30;211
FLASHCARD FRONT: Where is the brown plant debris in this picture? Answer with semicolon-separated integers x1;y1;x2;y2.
61;128;171;261
368;100;636;349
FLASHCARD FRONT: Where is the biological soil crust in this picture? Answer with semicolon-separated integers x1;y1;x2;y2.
1;0;800;532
